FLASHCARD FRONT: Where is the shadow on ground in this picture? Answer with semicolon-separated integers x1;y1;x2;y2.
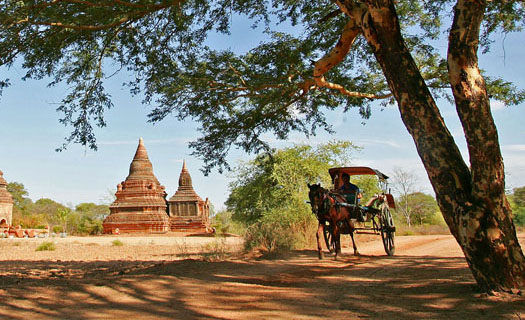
0;251;523;319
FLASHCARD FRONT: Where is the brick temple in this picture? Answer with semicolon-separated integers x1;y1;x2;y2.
0;170;14;227
102;138;212;234
168;160;211;233
103;138;170;234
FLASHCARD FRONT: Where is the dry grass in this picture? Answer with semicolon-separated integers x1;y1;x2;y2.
396;224;450;236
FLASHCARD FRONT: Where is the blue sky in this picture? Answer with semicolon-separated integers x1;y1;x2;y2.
0;16;524;211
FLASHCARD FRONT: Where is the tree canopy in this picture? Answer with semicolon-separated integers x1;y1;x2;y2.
1;1;523;173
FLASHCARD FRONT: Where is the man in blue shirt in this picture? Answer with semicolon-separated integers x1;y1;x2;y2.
339;173;364;221
339;173;359;195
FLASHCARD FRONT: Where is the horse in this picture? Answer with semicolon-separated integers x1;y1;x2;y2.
307;183;359;260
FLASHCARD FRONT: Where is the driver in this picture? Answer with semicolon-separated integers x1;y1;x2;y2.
339;173;360;199
339;173;364;221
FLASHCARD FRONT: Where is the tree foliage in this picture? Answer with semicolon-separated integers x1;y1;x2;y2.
5;182;107;234
1;1;523;172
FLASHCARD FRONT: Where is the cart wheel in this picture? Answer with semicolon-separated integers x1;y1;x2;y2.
380;206;395;256
323;224;336;254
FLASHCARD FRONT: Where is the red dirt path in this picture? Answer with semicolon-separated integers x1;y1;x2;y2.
0;233;524;319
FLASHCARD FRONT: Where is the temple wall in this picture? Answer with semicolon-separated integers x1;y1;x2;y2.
0;203;13;226
169;202;199;216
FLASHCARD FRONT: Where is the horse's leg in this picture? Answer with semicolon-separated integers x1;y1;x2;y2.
316;222;324;259
347;219;360;256
333;222;341;261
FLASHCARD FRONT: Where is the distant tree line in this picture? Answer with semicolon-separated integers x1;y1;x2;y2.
6;182;108;235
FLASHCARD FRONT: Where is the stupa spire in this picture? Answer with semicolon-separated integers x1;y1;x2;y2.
127;138;159;185
167;160;211;233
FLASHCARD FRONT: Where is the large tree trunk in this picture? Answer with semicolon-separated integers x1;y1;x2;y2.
446;0;525;292
338;0;525;292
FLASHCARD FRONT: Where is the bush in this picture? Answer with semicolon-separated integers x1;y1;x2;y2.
201;238;230;261
36;241;56;251
111;239;124;246
211;210;244;236
243;221;297;257
52;225;63;233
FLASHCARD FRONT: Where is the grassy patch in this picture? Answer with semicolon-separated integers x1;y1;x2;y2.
201;237;230;261
36;241;56;251
396;224;449;236
111;239;124;246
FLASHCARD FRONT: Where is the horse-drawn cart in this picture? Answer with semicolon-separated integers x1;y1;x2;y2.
308;166;396;258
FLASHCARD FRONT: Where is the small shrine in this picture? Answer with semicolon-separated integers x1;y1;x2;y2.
103;138;170;234
0;170;14;227
168;160;212;233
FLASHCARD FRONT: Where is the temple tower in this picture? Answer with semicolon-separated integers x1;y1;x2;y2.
168;160;211;233
103;138;170;233
0;170;14;227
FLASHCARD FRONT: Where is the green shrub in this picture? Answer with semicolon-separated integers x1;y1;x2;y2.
514;207;525;227
36;241;56;251
211;210;245;236
202;238;230;261
111;239;124;246
403;229;415;236
52;225;63;233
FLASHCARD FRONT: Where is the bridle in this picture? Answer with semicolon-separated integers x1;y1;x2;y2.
309;186;334;217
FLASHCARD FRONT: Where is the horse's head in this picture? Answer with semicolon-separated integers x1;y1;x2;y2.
307;183;326;215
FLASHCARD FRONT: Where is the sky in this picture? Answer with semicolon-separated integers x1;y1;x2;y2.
0;14;524;211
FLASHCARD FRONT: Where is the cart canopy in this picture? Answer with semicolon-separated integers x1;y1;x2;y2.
328;167;389;181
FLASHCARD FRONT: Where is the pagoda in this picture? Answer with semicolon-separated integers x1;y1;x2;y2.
0;170;14;227
103;138;170;234
168;160;212;233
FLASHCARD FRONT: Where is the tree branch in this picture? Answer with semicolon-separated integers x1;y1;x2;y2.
302;19;393;99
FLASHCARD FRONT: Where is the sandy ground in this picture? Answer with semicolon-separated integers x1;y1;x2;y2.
0;233;524;319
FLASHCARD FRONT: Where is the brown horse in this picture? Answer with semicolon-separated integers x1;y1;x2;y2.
308;183;359;260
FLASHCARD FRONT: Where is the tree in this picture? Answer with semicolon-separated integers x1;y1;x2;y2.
512;186;525;209
1;0;524;292
56;207;70;233
391;168;419;228
75;202;109;220
6;182;33;226
398;192;441;226
6;182;29;208
32;198;68;226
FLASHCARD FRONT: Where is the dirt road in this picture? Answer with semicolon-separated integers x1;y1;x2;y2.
0;233;523;319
